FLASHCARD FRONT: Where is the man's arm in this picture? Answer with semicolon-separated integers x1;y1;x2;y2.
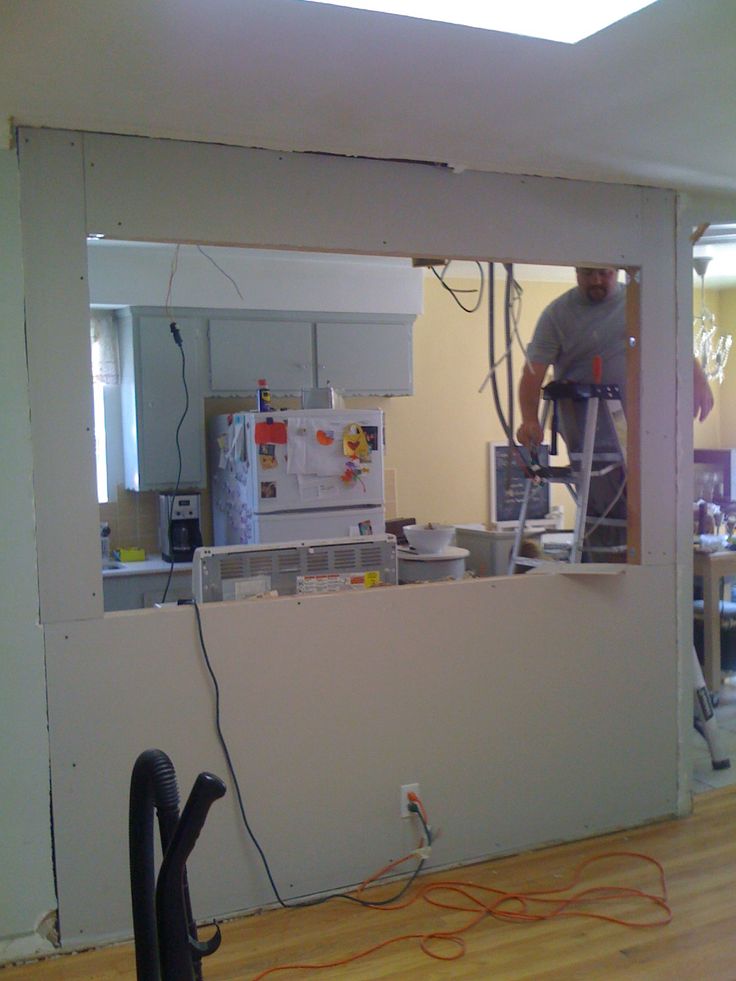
694;359;714;422
516;361;550;446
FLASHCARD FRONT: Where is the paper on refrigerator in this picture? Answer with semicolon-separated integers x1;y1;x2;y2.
286;417;344;476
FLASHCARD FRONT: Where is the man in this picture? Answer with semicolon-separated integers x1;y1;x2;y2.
516;266;714;557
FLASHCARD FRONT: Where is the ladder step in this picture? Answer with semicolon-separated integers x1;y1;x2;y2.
510;392;627;570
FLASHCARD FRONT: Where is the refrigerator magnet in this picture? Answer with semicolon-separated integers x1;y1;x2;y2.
260;481;277;499
259;444;277;469
342;423;371;462
316;428;335;446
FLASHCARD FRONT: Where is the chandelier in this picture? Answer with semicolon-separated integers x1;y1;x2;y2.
693;256;732;384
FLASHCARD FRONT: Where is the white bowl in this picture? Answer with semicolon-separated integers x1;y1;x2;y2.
403;523;454;554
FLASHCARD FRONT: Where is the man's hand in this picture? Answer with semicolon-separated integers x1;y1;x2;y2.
516;420;544;448
694;359;714;422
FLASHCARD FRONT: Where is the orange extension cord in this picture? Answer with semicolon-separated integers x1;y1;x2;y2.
250;794;671;981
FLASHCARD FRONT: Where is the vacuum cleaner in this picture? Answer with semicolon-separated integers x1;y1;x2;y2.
129;748;226;980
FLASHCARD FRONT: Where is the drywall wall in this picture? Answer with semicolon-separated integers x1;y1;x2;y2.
46;565;677;942
0;148;56;958
15;128;690;949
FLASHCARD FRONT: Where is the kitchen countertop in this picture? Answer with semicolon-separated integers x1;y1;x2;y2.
102;555;193;578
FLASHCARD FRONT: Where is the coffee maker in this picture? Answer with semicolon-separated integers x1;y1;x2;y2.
158;494;202;563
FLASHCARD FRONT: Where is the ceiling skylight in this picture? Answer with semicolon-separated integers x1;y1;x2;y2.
301;1;659;43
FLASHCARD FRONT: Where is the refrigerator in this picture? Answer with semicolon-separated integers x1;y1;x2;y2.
209;409;385;545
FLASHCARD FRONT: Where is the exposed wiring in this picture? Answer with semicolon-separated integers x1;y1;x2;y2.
196;245;245;300
430;261;485;314
487;263;519;445
477;315;531;392
164;244;181;321
485;263;534;490
504;263;515;453
191;602;431;912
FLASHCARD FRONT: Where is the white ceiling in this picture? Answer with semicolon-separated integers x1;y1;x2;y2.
3;0;736;280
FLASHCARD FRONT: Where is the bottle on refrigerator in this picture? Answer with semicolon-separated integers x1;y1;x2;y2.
257;379;271;412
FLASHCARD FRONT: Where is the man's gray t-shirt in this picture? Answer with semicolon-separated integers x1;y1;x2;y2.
526;283;626;452
526;283;626;391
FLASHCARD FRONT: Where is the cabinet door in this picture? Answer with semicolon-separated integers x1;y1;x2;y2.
208;319;314;394
133;315;206;490
315;320;413;395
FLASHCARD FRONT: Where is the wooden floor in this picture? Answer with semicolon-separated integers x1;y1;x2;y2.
4;786;736;980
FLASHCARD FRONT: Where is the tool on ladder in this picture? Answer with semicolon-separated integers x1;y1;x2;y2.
508;356;627;572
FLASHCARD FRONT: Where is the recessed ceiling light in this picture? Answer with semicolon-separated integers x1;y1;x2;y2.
301;0;659;43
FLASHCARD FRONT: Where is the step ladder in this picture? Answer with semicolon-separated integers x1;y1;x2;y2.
508;377;628;573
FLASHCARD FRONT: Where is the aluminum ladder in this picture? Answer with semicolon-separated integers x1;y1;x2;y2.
508;378;627;572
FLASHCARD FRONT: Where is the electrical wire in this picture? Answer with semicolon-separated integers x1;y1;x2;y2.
164;244;181;321
504;264;515;453
191;601;431;912
196;245;245;300
430;261;485;313
485;262;535;494
160;326;188;604
250;849;671;980
487;263;522;444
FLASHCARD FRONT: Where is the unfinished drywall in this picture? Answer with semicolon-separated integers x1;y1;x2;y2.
46;566;677;941
17;128;688;947
0;148;56;957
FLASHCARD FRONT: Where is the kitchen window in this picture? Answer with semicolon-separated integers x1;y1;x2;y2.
90;311;120;504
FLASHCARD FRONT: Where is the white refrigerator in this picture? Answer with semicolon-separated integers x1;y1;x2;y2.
209;409;385;545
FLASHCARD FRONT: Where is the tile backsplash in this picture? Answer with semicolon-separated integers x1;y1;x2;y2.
99;485;160;556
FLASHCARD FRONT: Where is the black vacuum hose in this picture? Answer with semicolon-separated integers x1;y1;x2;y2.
129;750;226;981
129;749;182;981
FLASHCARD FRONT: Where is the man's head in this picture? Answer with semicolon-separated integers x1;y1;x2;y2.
575;266;618;303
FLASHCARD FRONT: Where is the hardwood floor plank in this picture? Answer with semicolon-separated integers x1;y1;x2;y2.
4;787;736;980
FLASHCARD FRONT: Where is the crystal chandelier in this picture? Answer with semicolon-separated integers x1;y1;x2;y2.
693;256;732;384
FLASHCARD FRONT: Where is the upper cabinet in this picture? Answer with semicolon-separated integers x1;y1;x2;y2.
314;319;412;395
208;313;414;397
118;309;208;491
208;318;314;394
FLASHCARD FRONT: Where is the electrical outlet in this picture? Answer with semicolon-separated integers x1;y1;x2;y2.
400;783;420;818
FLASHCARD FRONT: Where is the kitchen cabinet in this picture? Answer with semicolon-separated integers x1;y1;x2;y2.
208;312;414;396
208;318;314;393
118;308;207;491
315;320;412;395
